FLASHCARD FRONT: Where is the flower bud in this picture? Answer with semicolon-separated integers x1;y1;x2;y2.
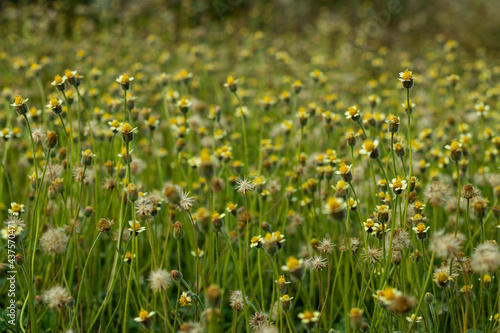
173;221;184;239
424;292;434;304
81;149;95;166
171;270;183;282
45;131;58;149
84;206;94;218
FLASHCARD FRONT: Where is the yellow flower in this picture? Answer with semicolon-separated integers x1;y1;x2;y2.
134;309;154;323
282;256;302;271
446;140;462;152
250;235;263;248
298;310;320;324
179;292;192;307
399;69;413;81
54;75;63;84
64;69;74;79
50;98;60;108
120;74;130;84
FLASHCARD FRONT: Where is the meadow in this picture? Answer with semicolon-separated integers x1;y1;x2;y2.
1;0;500;332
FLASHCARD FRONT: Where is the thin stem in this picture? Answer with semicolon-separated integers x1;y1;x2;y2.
70;233;102;329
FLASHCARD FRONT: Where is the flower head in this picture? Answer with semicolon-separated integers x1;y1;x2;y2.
134;309;155;323
399;69;414;89
235;176;255;194
117;74;134;90
148;269;172;292
8;202;25;217
179;291;193;307
298;310;320;325
345;105;361;121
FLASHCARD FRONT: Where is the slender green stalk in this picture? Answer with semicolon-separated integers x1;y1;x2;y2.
23;113;39;333
234;92;249;174
407;253;435;332
402;88;412;231
454;160;461;236
221;231;251;333
70;233;102;328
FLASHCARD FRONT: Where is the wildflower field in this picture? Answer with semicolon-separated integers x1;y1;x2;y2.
1;0;500;332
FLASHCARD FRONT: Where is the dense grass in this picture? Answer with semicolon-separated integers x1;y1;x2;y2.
0;1;500;332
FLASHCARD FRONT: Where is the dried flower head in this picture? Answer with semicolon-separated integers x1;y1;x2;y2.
471;242;500;274
42;285;70;309
148;268;172;292
40;228;69;254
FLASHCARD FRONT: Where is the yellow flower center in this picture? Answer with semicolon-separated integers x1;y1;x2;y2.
450;141;461;151
339;165;349;173
131;222;141;231
226;76;235;85
302;310;315;320
54;75;63;84
327;197;342;211
120;74;130;84
348;106;358;116
251;236;261;245
350;308;362;317
286;256;300;270
11;203;21;212
402;69;412;80
364;140;375;152
383;287;396;300
437;272;449;284
121;147;127;156
378;205;388;212
484;274;491;283
64;69;74;79
2;128;9;136
200;148;211;162
121;123;132;133
148;116;156;125
111;120;119;128
138;309;149;320
14;95;24;105
337;180;348;188
365;219;374;228
50;98;59;108
416;223;426;233
227;202;235;210
393;178;402;188
179;296;190;307
278;275;286;284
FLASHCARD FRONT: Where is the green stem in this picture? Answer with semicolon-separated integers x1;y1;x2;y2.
70;233;102;328
221;231;251;333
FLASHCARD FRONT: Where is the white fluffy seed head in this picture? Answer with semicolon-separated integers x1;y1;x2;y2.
148;268;172;292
